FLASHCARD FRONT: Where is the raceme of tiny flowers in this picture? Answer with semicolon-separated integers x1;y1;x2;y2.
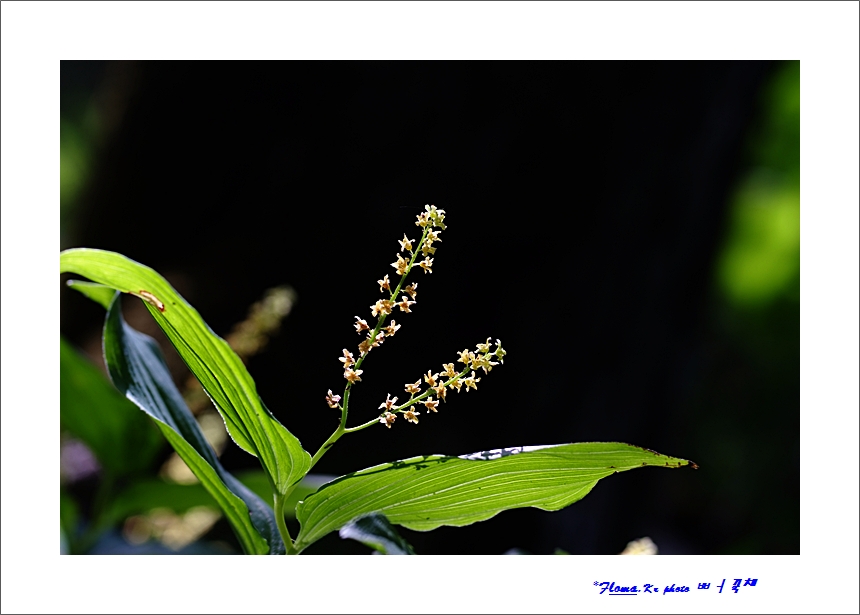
357;205;444;365
321;205;504;435
372;338;506;428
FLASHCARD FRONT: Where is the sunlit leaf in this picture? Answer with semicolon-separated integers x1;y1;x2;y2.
101;293;280;554
339;512;416;555
60;248;311;495
295;443;694;552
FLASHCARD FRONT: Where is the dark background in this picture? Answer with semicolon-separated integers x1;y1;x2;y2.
60;61;800;554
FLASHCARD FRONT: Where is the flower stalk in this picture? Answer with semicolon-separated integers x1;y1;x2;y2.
291;205;506;530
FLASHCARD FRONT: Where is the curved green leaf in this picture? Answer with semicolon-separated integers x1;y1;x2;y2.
66;279;116;309
295;443;694;552
339;513;416;555
102;293;281;554
60;248;311;495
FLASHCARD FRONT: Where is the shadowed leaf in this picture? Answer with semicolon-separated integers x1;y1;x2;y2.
101;292;281;554
339;512;416;555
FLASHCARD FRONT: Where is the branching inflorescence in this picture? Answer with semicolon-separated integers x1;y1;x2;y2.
324;205;506;434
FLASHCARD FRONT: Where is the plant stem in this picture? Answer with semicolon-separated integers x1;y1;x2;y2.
274;423;346;552
308;425;345;472
387;226;430;302
343;417;384;433
339;226;431;428
274;492;298;555
284;225;439;548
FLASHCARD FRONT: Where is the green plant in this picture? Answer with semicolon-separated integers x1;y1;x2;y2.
59;205;695;554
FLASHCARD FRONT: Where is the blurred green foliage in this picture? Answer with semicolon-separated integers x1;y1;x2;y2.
60;103;100;248
717;61;799;308
696;60;800;554
61;337;163;476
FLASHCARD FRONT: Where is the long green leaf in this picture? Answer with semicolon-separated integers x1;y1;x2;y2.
66;279;116;309
60;249;311;494
295;443;694;552
102;293;280;554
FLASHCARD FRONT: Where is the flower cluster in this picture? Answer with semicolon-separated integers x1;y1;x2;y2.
322;205;504;435
348;204;445;370
376;338;505;429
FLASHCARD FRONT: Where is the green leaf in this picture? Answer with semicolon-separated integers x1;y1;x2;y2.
61;336;162;476
339;513;416;555
102;293;280;554
295;443;694;552
66;279;116;309
60;248;311;495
